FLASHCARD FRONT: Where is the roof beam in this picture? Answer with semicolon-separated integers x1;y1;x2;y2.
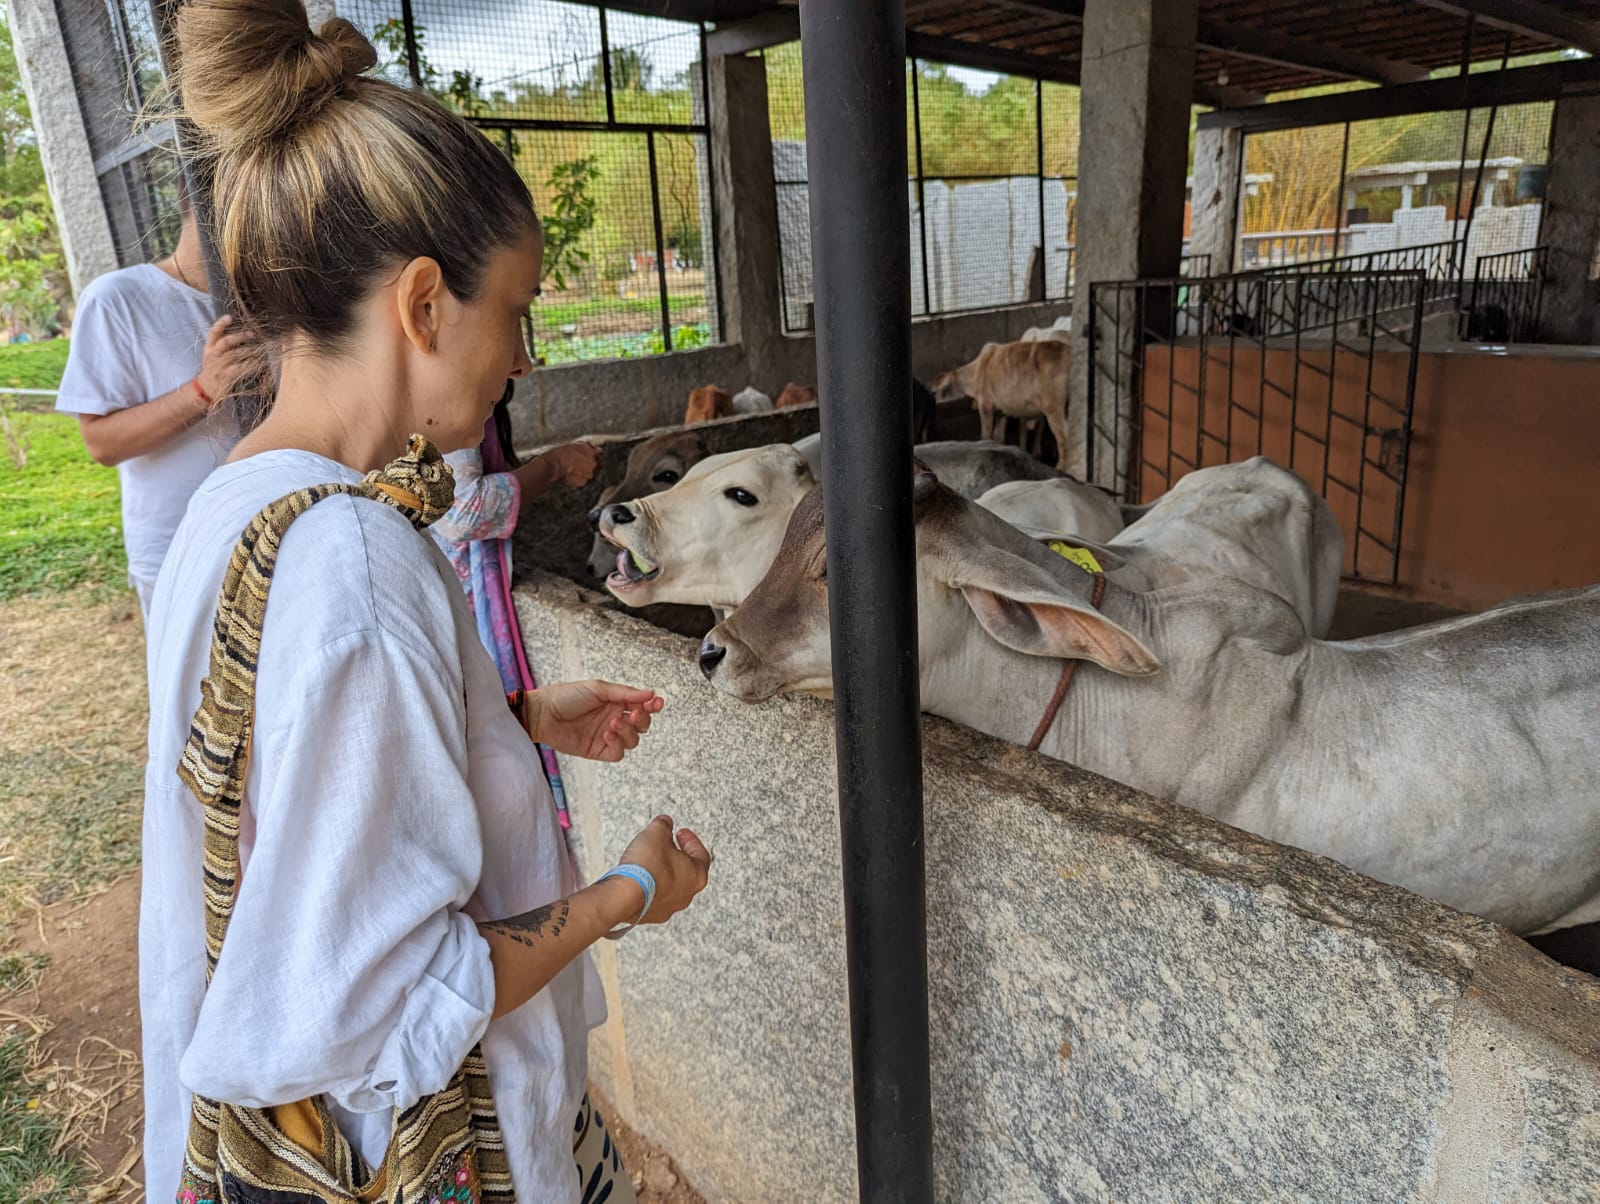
996;0;1427;87
1199;51;1600;132
706;8;798;56
1405;0;1600;58
1195;19;1430;86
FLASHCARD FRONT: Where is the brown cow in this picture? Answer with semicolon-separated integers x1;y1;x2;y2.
685;385;733;424
585;431;710;578
774;382;818;409
932;339;1070;469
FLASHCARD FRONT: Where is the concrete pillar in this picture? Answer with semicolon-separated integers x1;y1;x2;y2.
1536;93;1600;345
707;53;789;391
1068;0;1198;485
9;0;118;296
1190;124;1243;274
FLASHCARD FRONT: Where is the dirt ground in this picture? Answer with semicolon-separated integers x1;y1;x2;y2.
7;871;705;1203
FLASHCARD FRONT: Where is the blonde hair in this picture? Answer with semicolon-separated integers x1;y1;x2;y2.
172;0;536;355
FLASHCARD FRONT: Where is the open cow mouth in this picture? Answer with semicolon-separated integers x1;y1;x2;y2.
608;547;661;588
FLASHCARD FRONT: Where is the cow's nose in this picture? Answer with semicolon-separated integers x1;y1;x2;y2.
604;503;637;527
697;639;727;680
586;504;603;530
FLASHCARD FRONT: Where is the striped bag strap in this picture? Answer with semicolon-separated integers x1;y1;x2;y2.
176;434;455;981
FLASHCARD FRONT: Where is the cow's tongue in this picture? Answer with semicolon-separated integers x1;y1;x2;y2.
614;548;657;583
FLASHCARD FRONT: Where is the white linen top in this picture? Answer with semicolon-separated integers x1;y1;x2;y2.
55;264;236;590
140;448;602;1202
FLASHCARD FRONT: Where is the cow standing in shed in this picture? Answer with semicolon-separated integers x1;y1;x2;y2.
932;339;1071;470
684;385;733;424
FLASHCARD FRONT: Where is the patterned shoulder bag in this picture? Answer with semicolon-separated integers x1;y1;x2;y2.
173;435;514;1204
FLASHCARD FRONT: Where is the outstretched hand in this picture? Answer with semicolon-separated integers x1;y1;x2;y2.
530;680;664;762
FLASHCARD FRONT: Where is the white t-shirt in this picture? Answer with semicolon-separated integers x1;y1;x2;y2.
141;449;602;1202
55;264;236;589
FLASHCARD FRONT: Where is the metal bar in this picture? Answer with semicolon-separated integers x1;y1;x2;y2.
1457;35;1515;300
1333;121;1351;259
699;27;726;341
1450;12;1477;300
911;59;932;317
599;6;617;125
705;8;800;56
1390;279;1427;585
798;2;931;1198
1035;77;1047;303
400;0;423;88
646;131;673;351
472;117;709;135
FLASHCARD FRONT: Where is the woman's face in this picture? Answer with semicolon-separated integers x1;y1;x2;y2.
421;224;541;451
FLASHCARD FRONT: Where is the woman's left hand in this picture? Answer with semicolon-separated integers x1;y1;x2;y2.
529;680;664;762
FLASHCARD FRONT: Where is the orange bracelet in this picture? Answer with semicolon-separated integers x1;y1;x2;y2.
191;378;214;408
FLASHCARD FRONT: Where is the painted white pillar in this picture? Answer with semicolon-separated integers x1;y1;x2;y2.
9;0;118;296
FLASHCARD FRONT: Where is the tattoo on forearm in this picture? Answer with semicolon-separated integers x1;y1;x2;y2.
483;900;570;949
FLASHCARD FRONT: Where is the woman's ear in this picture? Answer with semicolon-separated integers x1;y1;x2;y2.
396;256;446;354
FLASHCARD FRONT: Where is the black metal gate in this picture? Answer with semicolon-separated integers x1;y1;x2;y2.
1085;268;1427;585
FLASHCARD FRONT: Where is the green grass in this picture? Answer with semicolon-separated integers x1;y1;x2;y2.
0;408;126;599
0;341;70;399
0;1036;82;1202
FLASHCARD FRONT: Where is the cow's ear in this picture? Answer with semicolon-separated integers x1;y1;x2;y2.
960;584;1159;676
911;459;940;508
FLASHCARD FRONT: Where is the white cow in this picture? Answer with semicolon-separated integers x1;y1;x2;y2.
977;478;1124;544
601;443;1104;615
732;386;773;413
1020;315;1071;342
700;474;1600;936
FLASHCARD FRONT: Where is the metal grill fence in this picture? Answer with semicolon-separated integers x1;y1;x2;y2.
767;50;1081;333
1086;269;1429;585
1463;245;1548;343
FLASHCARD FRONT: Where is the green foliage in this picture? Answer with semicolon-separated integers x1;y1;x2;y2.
542;156;600;291
0;12;67;337
0;406;127;599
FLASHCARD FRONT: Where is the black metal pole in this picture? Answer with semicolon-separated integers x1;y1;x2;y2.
399;0;423;89
798;2;931;1199
646;132;673;352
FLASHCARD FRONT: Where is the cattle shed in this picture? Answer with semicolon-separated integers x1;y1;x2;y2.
18;0;1600;1199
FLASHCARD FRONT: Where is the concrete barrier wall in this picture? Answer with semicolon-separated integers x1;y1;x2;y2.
507;299;1070;445
514;571;1600;1203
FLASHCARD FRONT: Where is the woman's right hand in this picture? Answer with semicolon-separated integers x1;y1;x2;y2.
617;814;712;923
542;441;601;488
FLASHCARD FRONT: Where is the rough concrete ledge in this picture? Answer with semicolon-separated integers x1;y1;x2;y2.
513;569;1600;1203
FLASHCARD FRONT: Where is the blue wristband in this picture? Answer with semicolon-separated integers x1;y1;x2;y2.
597;864;656;940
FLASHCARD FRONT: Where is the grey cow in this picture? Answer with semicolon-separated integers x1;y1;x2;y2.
699;468;1600;936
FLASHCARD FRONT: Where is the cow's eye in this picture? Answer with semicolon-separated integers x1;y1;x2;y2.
724;487;758;507
653;469;680;485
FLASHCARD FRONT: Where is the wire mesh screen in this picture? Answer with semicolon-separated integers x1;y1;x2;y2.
354;0;719;363
767;47;1080;333
53;0;183;265
1239;101;1552;303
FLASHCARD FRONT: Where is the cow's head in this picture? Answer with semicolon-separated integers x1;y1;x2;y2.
698;464;1158;702
585;432;708;579
599;443;816;612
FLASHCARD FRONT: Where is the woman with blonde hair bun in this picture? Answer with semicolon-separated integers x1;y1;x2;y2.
141;2;712;1200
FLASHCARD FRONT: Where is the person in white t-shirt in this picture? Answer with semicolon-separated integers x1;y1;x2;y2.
55;179;254;620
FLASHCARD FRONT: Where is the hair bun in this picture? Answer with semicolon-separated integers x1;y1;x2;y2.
308;18;379;89
174;0;378;149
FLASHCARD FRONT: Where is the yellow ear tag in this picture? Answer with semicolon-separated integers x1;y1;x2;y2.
1047;540;1103;574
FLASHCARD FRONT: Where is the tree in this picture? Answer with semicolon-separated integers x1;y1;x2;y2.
0;7;65;334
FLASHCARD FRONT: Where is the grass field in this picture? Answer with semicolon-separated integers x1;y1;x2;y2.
0;337;129;1200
